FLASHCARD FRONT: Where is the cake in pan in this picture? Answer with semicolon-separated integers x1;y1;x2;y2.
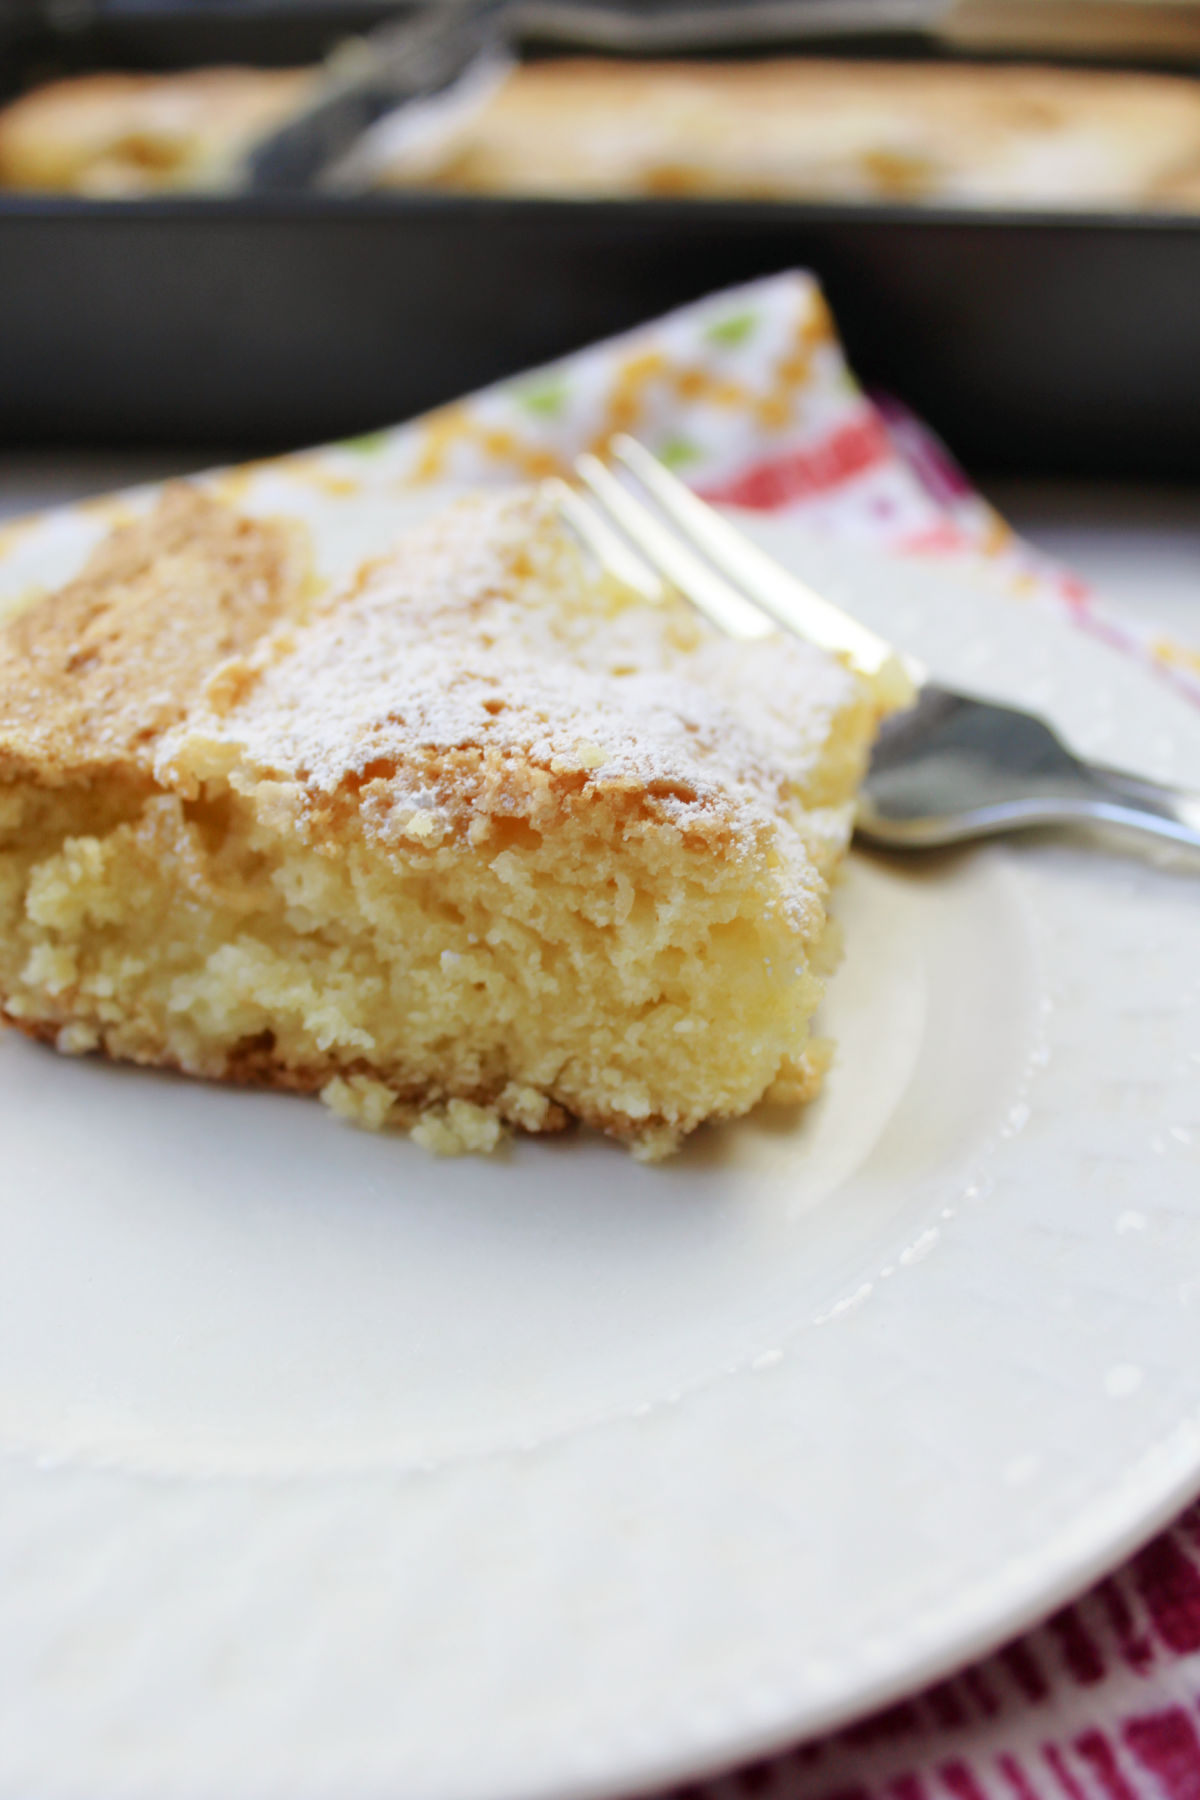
371;57;1200;210
0;67;311;195
4;55;1200;209
0;482;890;1159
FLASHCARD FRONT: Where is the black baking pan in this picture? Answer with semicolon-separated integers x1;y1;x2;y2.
2;5;1199;476
4;191;1200;479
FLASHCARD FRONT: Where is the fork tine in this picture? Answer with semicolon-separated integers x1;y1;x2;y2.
611;434;919;696
545;477;666;605
575;454;773;642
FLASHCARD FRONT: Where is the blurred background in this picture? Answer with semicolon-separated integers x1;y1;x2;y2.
1;0;1199;485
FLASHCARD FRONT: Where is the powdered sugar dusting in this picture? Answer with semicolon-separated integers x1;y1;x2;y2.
163;487;864;860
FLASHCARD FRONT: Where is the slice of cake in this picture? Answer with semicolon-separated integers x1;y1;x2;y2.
0;481;888;1160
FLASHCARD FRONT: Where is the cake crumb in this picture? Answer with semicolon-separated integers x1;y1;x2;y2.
321;1073;398;1131
631;1123;684;1163
411;1098;505;1156
764;1039;833;1106
499;1081;556;1133
22;942;77;995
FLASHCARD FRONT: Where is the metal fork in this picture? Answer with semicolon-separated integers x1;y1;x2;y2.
556;436;1200;854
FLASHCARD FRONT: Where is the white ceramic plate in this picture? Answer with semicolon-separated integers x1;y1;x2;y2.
1;483;1199;1800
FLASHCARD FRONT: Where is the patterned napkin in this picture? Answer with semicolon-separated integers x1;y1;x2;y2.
300;268;1196;709
344;270;1200;1800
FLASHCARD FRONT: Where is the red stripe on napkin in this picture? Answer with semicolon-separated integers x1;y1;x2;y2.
696;412;893;509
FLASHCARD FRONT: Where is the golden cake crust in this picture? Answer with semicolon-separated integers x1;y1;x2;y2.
0;483;310;787
3;1008;575;1141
